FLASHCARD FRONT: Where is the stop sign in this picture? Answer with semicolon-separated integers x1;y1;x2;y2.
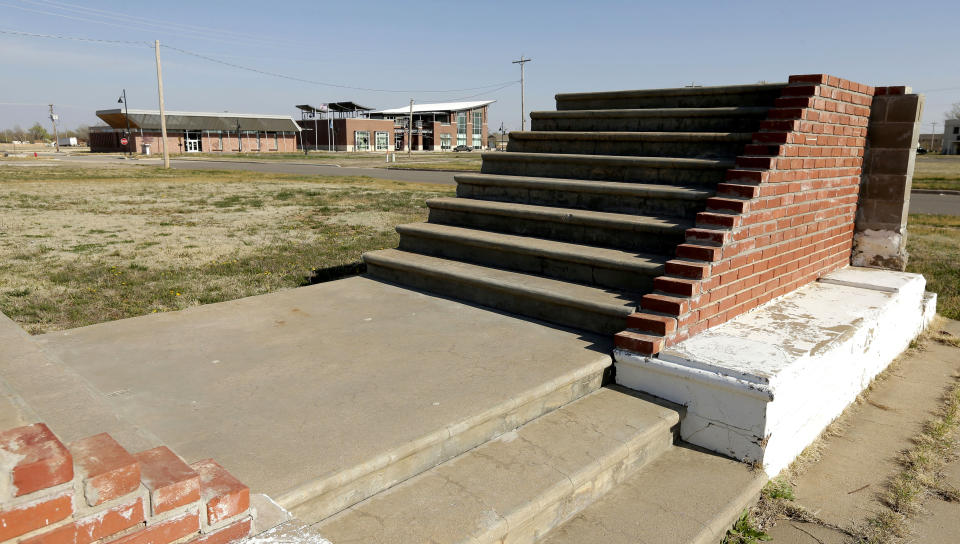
120;137;128;146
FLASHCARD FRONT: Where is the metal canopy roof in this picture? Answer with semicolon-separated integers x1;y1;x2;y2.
296;102;373;113
96;109;301;132
374;100;495;115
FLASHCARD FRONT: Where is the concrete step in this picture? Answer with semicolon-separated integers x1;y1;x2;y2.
507;131;753;159
363;249;639;335
31;278;615;525
396;223;667;292
480;152;732;186
555;82;786;110
426;197;691;254
455;173;712;217
530;106;770;133
311;387;681;544
540;444;766;544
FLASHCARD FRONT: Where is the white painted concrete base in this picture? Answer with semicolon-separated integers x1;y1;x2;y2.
615;267;937;476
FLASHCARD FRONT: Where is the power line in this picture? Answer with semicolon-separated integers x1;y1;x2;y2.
160;44;519;94
0;27;520;97
0;27;150;46
19;0;299;48
0;0;281;48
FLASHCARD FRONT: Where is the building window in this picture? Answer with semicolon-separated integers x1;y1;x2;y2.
355;131;370;151
440;134;451;150
256;131;262;151
375;131;389;151
457;112;467;147
954;127;959;134
438;114;450;126
472;110;482;149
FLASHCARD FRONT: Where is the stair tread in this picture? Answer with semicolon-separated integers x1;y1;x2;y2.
427;197;694;232
556;82;787;101
365;249;639;317
510;131;753;142
541;444;767;544
312;387;680;543
483;151;735;169
530;106;770;119
455;173;713;200
397;223;668;273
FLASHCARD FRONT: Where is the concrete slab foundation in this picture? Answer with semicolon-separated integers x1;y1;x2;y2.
15;277;612;520
615;266;936;475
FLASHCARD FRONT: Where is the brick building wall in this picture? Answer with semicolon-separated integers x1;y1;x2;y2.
91;131;297;154
617;74;875;356
0;423;252;544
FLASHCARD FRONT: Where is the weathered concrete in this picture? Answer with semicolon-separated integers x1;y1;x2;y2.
312;387;679;543
615;267;935;475
853;89;924;270
541;444;766;544
24;277;612;520
765;319;960;542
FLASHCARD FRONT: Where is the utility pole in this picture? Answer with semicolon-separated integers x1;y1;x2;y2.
512;56;531;131
408;98;414;155
48;104;60;153
930;121;937;152
154;40;170;168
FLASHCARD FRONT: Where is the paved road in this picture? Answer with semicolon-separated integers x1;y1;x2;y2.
19;155;960;214
45;155;459;185
910;193;960;215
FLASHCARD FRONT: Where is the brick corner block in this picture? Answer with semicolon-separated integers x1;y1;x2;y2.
189;460;249;527
0;423;73;499
134;446;200;515
68;433;140;507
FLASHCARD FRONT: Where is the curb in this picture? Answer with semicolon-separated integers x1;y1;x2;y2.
384;167;478;173
175;157;342;167
912;189;960;195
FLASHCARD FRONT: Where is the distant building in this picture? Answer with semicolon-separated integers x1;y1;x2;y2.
90;109;300;154
296;100;493;152
943;119;960;155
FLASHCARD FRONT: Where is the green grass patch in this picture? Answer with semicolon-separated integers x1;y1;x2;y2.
907;214;960;320
913;155;960;191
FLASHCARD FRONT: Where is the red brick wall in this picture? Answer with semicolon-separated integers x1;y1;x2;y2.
91;131;297;154
616;74;874;356
0;423;251;544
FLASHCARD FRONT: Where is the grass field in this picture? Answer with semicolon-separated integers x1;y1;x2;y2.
913;154;960;191
906;214;960;320
1;164;956;334
0;166;452;334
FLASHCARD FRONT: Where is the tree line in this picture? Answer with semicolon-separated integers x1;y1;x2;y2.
0;123;91;143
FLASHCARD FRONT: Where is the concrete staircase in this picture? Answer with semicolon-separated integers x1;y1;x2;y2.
343;83;784;542
364;82;785;337
310;387;765;544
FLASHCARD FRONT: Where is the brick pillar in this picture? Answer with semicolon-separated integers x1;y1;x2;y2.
852;87;924;270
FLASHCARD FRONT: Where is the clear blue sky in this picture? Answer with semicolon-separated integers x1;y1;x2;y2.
1;0;958;135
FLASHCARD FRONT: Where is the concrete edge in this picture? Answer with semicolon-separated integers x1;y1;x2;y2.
613;350;773;401
911;188;960;195
274;354;610;512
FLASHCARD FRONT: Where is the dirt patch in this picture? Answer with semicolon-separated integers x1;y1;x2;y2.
0;166;452;333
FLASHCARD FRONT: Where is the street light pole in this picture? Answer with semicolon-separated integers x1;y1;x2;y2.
118;89;131;157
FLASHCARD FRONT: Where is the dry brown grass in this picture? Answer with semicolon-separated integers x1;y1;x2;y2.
0;165;453;333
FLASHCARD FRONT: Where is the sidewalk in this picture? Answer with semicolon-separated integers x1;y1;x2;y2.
760;318;960;543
